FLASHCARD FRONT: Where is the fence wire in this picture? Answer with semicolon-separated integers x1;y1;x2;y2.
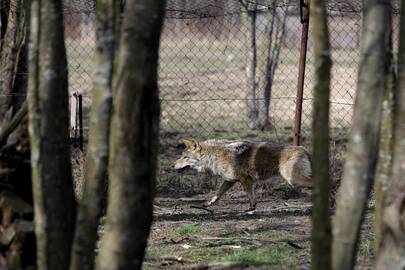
0;0;400;143
63;0;383;142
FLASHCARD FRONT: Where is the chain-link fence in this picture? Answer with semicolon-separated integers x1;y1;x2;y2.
62;0;374;144
0;0;400;144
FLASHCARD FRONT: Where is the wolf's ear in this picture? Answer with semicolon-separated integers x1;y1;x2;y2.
183;139;198;149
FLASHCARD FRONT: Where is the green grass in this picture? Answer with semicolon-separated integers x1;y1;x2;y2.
146;220;303;268
175;223;202;235
223;245;297;266
146;243;300;268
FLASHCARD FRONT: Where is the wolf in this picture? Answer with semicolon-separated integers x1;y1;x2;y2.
174;139;312;211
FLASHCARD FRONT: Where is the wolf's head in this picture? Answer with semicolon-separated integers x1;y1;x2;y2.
174;139;203;171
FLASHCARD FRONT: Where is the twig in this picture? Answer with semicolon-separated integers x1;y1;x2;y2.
200;236;278;245
287;241;303;249
199;236;304;249
0;101;27;146
189;261;247;270
170;237;191;244
145;255;187;263
190;205;214;214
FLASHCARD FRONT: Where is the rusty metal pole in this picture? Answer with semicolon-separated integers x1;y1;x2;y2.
293;0;310;146
78;93;84;152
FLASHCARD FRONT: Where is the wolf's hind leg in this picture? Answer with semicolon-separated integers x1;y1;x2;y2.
204;180;236;207
240;178;256;211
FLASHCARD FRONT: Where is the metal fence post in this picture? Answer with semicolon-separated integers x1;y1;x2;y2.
293;0;310;146
72;92;84;151
78;93;83;152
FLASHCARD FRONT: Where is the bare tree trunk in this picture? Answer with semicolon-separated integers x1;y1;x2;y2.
0;1;10;51
112;0;124;94
28;1;76;269
310;0;332;269
69;1;115;270
375;1;405;268
95;0;165;269
374;20;396;253
0;0;23;118
244;5;259;130
11;0;30;113
332;1;390;269
0;1;33;267
257;4;288;131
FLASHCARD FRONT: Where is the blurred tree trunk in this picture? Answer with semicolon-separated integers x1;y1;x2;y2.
0;0;28;119
257;3;288;131
241;1;259;130
240;0;287;130
95;0;165;269
374;18;396;253
112;0;124;88
332;1;390;269
27;1;76;269
375;0;405;268
0;0;33;267
310;0;332;269
69;1;115;270
0;1;10;50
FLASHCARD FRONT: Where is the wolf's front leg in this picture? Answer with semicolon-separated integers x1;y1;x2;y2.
203;180;236;207
241;177;256;211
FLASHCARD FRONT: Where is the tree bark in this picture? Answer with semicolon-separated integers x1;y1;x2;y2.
112;0;124;94
95;0;165;269
11;1;30;113
310;0;332;269
332;1;390;269
27;1;76;269
375;0;405;268
0;1;10;51
0;0;23;118
257;4;288;131
69;1;115;270
245;4;259;130
374;19;396;253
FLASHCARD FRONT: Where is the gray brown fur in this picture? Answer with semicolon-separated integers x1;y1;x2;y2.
174;139;312;210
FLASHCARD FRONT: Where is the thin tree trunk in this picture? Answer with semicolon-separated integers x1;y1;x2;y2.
257;3;276;131
374;19;396;253
112;0;124;94
0;1;10;51
95;0;165;269
0;1;33;266
332;1;390;269
240;0;259;130
246;7;259;130
69;1;115;270
0;0;22;117
258;5;288;131
10;0;30;113
28;1;76;269
310;0;332;270
375;0;405;268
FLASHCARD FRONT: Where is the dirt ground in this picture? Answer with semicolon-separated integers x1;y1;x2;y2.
141;132;374;270
71;131;373;269
147;196;374;270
